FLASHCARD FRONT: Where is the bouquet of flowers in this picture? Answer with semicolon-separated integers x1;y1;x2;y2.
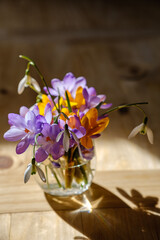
3;55;153;195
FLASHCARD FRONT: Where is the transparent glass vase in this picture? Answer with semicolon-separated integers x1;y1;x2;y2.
35;153;96;197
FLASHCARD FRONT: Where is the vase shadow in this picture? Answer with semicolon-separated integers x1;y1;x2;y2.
45;183;160;240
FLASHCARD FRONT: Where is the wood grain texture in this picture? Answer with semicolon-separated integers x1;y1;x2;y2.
0;38;160;171
0;214;11;240
0;170;160;240
9;211;86;240
0;2;160;238
0;169;160;214
0;0;160;171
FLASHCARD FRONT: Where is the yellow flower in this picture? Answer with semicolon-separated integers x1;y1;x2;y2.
62;87;85;110
80;108;109;149
37;94;63;116
37;94;50;115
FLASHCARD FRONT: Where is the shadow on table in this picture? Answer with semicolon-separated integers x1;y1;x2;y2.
45;183;160;240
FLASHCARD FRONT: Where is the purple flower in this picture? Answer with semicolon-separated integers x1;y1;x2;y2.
44;72;86;99
4;109;42;154
57;115;86;154
35;123;65;162
81;146;95;160
82;87;112;112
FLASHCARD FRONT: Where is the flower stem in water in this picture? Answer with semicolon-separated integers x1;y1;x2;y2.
76;158;88;185
45;165;50;190
49;163;62;188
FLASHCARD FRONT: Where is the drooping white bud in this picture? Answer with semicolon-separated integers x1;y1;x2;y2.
18;75;41;94
63;129;70;152
128;123;144;139
36;165;46;182
146;126;154;144
24;163;32;183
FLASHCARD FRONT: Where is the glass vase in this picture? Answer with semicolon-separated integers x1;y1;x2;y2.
35;152;96;197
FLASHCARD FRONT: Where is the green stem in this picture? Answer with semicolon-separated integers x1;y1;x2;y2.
45;165;50;189
19;55;59;113
33;143;36;158
49;163;62;188
76;158;88;185
65;91;72;113
102;102;148;116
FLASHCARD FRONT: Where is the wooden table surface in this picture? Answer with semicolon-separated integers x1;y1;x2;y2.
0;0;160;171
0;1;160;239
0;165;160;240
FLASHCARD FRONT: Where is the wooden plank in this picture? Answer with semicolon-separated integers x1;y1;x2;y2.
0;1;160;37
9;211;85;240
0;38;160;172
0;214;11;240
0;169;160;214
8;197;160;240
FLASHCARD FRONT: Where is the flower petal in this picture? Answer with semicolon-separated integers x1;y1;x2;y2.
51;161;61;168
128;123;144;139
43;86;58;96
8;113;26;128
100;103;112;109
88;87;96;96
31;77;41;92
24;163;32;183
71;131;80;144
83;88;89;102
19;106;29;117
81;135;93;149
41;123;52;137
50;124;61;141
76;76;86;88
63;129;70;152
72;128;86;139
16;137;30;154
25;111;36;125
63;72;75;92
51;78;65;96
97;94;106;102
44;103;52;124
18;76;27;94
4;127;26;141
56;130;64;142
146;127;154;144
35;147;48;162
50;143;65;160
36;166;46;182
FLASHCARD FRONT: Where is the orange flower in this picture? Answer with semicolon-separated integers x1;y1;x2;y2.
80;108;109;149
62;87;85;110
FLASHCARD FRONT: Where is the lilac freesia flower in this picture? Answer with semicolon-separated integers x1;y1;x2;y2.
44;72;86;99
82;87;112;112
4;109;42;154
35;123;65;162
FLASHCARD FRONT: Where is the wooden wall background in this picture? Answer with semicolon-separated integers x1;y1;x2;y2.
0;0;160;172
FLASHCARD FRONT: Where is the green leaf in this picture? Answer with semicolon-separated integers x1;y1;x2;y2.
65;91;72;113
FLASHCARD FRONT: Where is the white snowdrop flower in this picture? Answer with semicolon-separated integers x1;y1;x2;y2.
24;163;46;183
18;75;41;94
24;163;32;183
128;122;153;144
